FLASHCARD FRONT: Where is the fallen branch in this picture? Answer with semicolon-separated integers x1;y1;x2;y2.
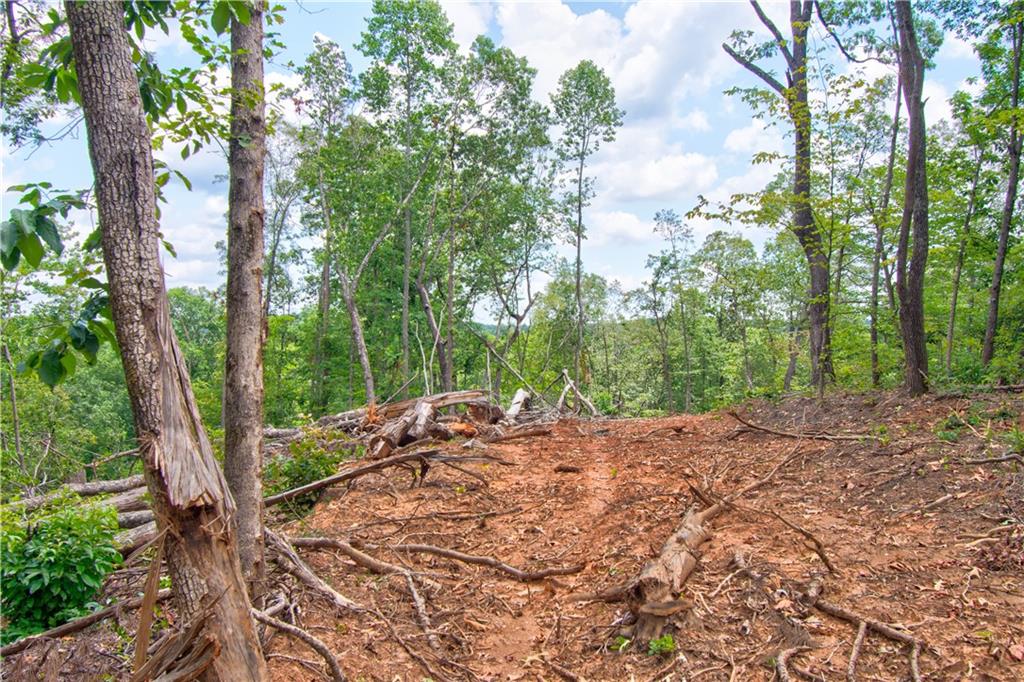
734;503;839;574
266;530;362;613
484;426;553;444
369;541;583;582
0;589;171;657
961;453;1024;466
253;609;346;682
727;411;878;443
846;621;867;682
777;646;811;682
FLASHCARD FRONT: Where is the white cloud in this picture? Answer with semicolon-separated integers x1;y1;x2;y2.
940;34;976;61
723;118;784;156
673;109;711;132
161;191;228;288
923;80;953;124
588;210;655;246
441;1;494;51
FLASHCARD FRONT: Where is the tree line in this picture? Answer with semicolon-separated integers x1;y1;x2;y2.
0;0;1022;669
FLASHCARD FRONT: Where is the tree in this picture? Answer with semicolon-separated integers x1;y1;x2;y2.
550;60;623;386
358;0;456;395
723;0;834;394
224;0;267;590
980;4;1023;369
64;2;267;677
654;209;693;411
894;0;931;396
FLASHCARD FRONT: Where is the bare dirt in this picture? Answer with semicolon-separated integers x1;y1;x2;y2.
5;390;1023;681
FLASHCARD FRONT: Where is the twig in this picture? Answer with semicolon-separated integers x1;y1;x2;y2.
735;503;839;573
811;597;922;682
404;572;442;654
266;530;362;612
542;655;587;682
372;607;445;680
484;426;552;443
378;542;583;582
961;453;1023;466
727;411;877;443
846;621;867;681
253;610;346;682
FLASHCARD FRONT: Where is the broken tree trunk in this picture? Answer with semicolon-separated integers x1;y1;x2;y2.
505;388;531;424
12;475;145;512
369;400;431;459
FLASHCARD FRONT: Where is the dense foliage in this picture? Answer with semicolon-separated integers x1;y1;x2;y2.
0;495;121;643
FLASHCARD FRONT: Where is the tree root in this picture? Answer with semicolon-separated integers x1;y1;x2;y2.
846;621;867;681
777;646;811;682
253;609;346;682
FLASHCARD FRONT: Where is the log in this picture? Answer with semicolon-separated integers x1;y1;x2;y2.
10;475;145;512
118;510;155;529
407;400;438;442
368;401;428;459
505;388;531;423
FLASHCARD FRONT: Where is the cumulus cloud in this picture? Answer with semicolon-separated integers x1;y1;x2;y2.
723;118;785;156
588;210;656;246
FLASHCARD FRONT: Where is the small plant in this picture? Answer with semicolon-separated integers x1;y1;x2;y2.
611;635;631;652
264;439;354;517
936;429;961;443
1004;427;1024;454
0;493;121;644
647;634;676;656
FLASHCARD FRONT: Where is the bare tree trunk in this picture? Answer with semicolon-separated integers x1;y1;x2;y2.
340;279;374;402
66;2;266;678
225;0;267;590
946;151;983;374
312;170;333;416
982;21;1022;369
574;156;585;387
2;343;24;474
679;297;692;412
894;1;930;396
871;72;902;388
415;279;452;393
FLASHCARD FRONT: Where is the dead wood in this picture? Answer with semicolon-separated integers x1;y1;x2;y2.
485;426;553;444
556;369;599;416
368;401;430;459
0;589;172;657
367;541;583;582
555;465;582;473
804;585;923;682
265;529;362;613
132;533;165;674
130;603;218;682
734;503;839;573
727;411;878;443
11;475;145;512
289;536;410;577
253;609;346;682
847;621;867;681
608;448;806;642
961;452;1024;466
777;646;811;682
505;388;531;423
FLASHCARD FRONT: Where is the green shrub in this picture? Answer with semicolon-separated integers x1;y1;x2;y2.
264;438;353;516
1;494;121;644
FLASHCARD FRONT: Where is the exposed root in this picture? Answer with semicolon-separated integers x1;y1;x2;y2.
727;411;878;443
364;541;584;582
253;609;346;682
846;621;867;681
776;646;810;682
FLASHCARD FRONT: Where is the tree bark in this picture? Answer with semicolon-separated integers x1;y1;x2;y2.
65;2;267;678
946;149;983;374
574;154;586;387
871;72;902;388
225;0;267;591
894;1;930;396
982;21;1022;369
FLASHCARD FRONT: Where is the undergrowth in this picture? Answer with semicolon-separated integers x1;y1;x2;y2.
0;491;121;644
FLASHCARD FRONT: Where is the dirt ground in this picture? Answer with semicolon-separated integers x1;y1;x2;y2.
4;390;1023;681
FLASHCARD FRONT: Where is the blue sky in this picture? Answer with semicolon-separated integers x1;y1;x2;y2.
2;1;981;297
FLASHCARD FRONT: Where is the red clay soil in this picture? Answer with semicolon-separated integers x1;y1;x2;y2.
5;391;1023;681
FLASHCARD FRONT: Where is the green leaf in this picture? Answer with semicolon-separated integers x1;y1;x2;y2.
11;208;35;235
230;1;251;25
79;277;106;289
82;228;102;252
0;221;18;257
69;322;100;360
176;93;187;114
211;2;231;34
16;233;44;267
60;351;77;376
162;239;176;257
34;219;64;256
37;348;66;387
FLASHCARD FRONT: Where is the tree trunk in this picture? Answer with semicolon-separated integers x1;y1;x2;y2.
679;297;692;412
340;279;375;403
871;72;902;388
65;2;267;678
946;150;983;374
415;278;452;394
982;22;1022;369
574;156;585;387
312;170;333;416
225;0;267;591
894;1;930;396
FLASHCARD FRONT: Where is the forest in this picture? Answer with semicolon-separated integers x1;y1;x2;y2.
0;0;1022;680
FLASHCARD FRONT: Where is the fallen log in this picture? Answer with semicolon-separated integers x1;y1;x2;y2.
586;447;807;643
369;401;432;459
10;475;145;512
0;589;172;657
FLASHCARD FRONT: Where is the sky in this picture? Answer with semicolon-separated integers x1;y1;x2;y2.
1;1;982;298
